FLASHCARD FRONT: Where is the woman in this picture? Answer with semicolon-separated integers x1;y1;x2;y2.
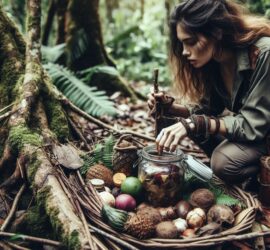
148;0;270;184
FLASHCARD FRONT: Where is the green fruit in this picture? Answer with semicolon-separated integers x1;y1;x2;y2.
121;177;142;197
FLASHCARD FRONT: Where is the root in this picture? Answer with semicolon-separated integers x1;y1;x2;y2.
0;145;14;172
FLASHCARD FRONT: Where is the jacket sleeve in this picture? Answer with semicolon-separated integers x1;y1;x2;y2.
223;50;270;141
185;88;225;116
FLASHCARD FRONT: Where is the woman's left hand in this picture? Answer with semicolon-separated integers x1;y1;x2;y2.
156;122;188;154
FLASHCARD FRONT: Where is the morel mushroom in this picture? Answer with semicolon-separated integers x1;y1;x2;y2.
207;204;234;225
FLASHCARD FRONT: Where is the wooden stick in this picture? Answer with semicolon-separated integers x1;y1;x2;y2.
0;232;62;247
89;225;140;250
0;103;14;114
68;117;92;151
1;184;26;231
4;241;30;250
65;102;155;142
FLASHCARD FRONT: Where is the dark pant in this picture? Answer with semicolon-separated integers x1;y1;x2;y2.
196;136;268;184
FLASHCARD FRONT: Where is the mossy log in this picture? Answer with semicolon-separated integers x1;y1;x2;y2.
0;1;89;249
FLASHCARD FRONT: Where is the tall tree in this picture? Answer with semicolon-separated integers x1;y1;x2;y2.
66;0;115;70
0;1;91;248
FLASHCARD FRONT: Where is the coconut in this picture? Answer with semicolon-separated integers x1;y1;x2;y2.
86;164;113;187
189;188;215;210
156;221;178;239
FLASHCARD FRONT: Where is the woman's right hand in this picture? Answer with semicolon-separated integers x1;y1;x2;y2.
147;91;175;116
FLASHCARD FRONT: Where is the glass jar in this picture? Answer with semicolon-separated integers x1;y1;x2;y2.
138;145;185;207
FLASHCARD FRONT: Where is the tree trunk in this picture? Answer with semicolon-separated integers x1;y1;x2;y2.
56;0;68;44
0;1;90;248
42;0;56;45
105;0;119;23
66;0;115;70
65;0;137;100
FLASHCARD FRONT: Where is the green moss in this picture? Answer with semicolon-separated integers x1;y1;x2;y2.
27;152;41;188
36;186;81;249
44;97;70;142
9;125;42;153
18;206;54;239
67;230;80;250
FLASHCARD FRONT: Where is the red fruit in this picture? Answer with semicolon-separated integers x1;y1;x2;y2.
115;194;136;211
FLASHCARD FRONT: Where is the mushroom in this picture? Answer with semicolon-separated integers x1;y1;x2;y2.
186;208;206;229
189;188;215;210
172;218;188;232
207;204;234;225
156;221;178;239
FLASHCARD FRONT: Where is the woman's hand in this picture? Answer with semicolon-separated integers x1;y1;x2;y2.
156;122;188;154
147;91;175;116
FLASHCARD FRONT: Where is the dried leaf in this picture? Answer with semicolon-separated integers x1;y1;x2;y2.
52;144;83;169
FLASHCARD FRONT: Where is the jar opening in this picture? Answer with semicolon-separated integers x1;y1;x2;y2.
141;145;183;163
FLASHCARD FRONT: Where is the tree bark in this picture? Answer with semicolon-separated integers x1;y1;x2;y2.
66;0;115;70
0;1;90;248
65;0;137;100
42;0;56;45
56;0;68;44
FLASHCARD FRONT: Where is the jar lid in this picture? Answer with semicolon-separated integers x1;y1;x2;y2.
89;178;105;190
181;155;213;181
141;144;183;163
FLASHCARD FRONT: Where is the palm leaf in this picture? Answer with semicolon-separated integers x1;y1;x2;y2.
44;63;117;117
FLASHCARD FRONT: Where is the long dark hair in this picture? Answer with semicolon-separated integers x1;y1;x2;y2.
169;0;270;102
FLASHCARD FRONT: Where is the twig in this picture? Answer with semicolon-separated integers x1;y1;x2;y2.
0;232;62;247
1;184;26;231
65;101;155;142
89;225;140;250
0;103;14;114
4;241;30;250
68;117;92;151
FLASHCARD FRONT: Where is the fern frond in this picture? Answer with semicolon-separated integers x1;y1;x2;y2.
216;193;243;207
79;65;120;84
68;28;89;64
80;135;117;175
42;44;66;63
44;63;117;117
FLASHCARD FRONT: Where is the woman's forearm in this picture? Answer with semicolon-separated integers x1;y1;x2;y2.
168;104;190;118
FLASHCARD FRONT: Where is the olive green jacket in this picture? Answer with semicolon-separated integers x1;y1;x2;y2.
189;37;270;142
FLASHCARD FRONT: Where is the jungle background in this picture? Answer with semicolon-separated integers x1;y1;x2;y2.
0;0;269;249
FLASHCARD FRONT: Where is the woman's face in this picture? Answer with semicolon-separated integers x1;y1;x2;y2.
176;23;216;68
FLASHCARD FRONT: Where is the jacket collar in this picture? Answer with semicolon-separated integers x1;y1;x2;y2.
236;48;251;72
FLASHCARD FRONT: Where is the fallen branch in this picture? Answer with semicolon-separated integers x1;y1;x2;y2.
0;232;62;247
64;100;155;142
1;184;26;231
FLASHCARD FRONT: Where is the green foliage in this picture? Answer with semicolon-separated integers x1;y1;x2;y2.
44;63;117;117
184;173;243;207
79;65;120;83
66;28;90;66
246;0;270;16
41;44;66;64
100;0;172;85
80;134;116;175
